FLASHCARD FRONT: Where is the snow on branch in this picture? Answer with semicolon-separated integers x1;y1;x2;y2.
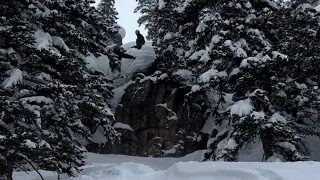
2;68;23;88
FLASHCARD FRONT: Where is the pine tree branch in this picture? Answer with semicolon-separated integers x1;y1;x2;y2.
20;158;44;180
13;163;29;174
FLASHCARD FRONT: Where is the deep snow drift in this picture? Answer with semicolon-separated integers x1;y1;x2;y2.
14;152;320;180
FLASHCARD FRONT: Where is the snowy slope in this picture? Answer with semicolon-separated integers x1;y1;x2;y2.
14;152;320;180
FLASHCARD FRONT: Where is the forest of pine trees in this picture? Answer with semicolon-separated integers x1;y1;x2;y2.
0;0;320;179
136;0;320;161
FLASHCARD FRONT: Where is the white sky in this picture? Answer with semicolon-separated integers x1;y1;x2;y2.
94;0;147;43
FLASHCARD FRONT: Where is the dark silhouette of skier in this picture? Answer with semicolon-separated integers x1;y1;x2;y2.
113;45;135;60
132;30;145;50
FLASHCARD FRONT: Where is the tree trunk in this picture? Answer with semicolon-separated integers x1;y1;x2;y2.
260;129;273;161
0;160;13;180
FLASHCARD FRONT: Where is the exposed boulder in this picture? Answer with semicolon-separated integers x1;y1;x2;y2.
103;78;208;157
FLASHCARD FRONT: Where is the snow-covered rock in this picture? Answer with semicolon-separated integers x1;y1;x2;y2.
120;42;156;77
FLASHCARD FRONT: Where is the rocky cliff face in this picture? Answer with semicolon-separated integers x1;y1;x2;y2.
101;76;209;157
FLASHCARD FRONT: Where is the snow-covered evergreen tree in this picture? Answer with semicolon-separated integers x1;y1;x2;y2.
0;0;119;179
98;0;118;19
136;0;320;161
97;0;123;47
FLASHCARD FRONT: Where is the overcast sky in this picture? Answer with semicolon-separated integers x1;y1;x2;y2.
94;0;147;43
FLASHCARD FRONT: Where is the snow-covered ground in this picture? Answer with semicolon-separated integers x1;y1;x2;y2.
14;151;320;180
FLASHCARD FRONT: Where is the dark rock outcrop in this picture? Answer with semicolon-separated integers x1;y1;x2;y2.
104;79;209;157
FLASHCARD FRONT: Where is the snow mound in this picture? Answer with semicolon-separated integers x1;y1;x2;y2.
67;163;155;180
120;43;156;77
316;4;320;12
160;161;319;180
